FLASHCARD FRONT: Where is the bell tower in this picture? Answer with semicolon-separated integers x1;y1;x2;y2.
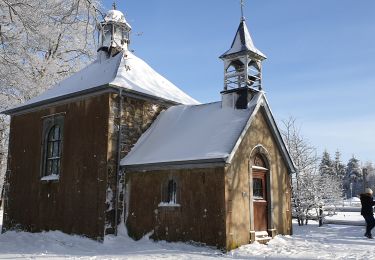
220;1;266;109
97;3;132;56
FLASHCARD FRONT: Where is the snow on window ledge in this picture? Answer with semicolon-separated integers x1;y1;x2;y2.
41;174;60;182
252;166;268;171
158;202;181;208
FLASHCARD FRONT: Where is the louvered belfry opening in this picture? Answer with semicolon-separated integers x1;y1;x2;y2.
220;19;266;109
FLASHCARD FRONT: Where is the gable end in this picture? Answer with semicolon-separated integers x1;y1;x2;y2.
226;96;295;174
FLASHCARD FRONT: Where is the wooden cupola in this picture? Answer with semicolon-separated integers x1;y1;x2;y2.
97;3;132;56
220;9;266;109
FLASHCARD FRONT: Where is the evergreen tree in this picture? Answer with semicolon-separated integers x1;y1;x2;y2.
346;156;362;180
344;156;363;197
319;150;334;176
363;161;375;190
333;150;346;179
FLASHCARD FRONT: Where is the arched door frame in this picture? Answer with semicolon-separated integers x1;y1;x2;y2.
248;145;274;241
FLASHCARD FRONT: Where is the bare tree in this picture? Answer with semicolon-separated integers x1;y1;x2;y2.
0;114;7;196
0;0;102;103
0;0;102;196
281;117;318;225
281;117;342;225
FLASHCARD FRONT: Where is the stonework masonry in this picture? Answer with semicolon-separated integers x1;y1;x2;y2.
224;108;292;249
105;93;170;235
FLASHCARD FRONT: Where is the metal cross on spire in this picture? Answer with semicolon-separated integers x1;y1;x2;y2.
240;0;246;21
112;1;117;10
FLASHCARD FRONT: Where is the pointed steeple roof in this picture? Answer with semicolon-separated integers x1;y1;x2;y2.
220;19;266;60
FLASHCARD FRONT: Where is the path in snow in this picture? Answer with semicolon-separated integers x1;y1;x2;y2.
0;209;374;259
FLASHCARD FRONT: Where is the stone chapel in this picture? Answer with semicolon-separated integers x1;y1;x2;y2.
1;6;294;250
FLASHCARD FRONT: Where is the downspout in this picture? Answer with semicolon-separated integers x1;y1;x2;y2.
114;87;123;236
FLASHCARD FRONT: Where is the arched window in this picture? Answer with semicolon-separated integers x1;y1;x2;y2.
252;153;268;199
45;125;62;176
41;114;64;179
253;154;266;168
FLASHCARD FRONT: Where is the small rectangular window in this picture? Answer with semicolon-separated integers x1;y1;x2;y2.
167;179;177;204
159;178;180;207
253;178;263;199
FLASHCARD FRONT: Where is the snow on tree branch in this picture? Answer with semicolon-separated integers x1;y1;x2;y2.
0;0;103;196
281;117;343;226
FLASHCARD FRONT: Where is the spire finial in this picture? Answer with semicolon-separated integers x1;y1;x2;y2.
240;0;245;21
112;1;117;10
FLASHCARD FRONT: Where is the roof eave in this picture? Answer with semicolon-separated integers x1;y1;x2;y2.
1;84;111;115
2;83;184;116
219;49;267;61
122;158;227;172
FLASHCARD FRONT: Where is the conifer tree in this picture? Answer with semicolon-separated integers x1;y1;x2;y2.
346;156;362;180
333;150;346;179
344;156;363;197
319;150;334;176
363;161;375;190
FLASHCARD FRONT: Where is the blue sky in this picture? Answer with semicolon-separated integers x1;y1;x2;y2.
103;0;375;164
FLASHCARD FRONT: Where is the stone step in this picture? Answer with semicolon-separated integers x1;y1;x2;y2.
255;231;272;244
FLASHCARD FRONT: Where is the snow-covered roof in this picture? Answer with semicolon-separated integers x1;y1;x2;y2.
112;52;198;105
122;91;296;173
5;52;198;113
220;19;266;59
104;9;131;29
121;93;262;167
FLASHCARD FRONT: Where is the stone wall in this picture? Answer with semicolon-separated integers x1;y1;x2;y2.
105;93;169;234
224;108;292;249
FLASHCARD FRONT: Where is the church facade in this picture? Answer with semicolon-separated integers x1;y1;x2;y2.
1;6;294;250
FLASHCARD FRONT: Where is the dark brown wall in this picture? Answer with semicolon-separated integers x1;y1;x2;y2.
3;94;110;240
125;168;227;248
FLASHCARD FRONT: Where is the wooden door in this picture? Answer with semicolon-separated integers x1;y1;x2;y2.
253;170;268;231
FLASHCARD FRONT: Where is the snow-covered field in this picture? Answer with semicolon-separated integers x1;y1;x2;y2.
0;209;374;259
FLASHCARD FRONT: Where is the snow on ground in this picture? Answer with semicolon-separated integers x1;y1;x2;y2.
231;223;375;259
341;197;362;207
325;210;364;223
0;209;374;259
